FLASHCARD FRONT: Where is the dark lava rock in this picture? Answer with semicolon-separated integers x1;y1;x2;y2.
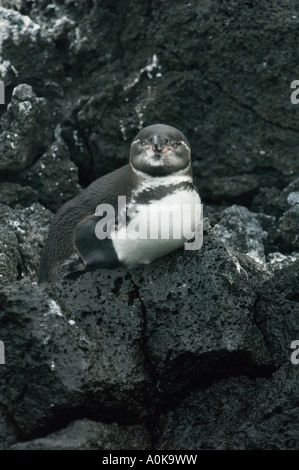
277;179;299;251
130;223;274;405
156;255;299;449
252;178;299;219
0;84;52;174
207;174;260;203
255;261;299;364
0;6;62;93
280;177;299;208
250;186;284;218
267;252;299;272
0;407;16;450
279;205;299;251
0;219;21;284
24;139;81;212
0;274;150;439
213;205;268;264
10;419;151;450
157;364;298;450
0;202;53;283
0;182;38;207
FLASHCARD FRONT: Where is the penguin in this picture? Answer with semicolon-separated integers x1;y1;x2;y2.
39;124;201;283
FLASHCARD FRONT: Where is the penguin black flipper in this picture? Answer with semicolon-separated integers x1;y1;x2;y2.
74;215;120;271
39;164;135;283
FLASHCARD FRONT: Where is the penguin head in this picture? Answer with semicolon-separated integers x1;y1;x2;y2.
130;124;191;177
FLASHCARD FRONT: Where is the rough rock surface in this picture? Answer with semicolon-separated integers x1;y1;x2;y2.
130;225;274;403
157;365;298;450
10;419;151;450
0;84;52;173
0;0;298;450
0;202;52;283
24;139;81;212
213;205;268;264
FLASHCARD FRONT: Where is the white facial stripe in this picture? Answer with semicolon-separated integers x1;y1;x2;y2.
132;139;140;145
180;141;190;151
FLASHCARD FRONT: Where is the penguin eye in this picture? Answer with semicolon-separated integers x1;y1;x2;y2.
141;141;147;147
172;142;180;149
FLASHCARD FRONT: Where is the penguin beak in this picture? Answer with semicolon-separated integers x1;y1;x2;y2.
151;135;167;153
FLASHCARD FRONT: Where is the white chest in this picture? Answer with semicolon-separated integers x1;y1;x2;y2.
112;189;201;266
